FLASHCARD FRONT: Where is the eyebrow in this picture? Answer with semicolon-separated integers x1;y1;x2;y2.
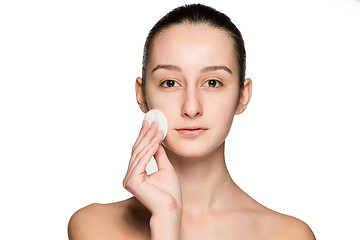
151;64;232;74
151;64;181;73
201;65;232;74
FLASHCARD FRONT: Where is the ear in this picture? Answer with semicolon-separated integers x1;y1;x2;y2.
235;78;252;115
135;77;149;113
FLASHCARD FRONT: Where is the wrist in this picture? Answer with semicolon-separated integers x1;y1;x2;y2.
151;207;182;220
150;209;182;240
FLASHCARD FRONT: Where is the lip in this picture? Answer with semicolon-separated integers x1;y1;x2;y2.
175;127;208;138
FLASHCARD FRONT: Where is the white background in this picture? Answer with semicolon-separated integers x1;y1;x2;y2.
1;0;359;239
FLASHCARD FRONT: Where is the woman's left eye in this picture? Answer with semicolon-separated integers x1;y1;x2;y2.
203;79;222;88
160;80;180;88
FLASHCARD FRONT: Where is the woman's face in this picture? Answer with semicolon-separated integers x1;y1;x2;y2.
139;23;246;158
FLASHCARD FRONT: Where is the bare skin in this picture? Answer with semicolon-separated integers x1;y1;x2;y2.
68;24;315;240
68;196;314;240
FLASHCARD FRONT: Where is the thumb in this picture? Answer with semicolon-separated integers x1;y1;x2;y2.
153;144;173;171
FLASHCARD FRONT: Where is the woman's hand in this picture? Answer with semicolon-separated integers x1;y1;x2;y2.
123;120;182;217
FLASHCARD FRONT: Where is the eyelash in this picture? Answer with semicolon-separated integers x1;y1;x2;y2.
160;80;180;88
203;79;222;88
160;79;223;88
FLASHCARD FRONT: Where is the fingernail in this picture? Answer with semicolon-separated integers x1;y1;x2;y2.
156;130;163;138
151;121;159;129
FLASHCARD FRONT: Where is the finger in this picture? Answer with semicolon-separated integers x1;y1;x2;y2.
125;129;163;182
131;140;161;177
153;142;173;171
132;120;149;151
126;120;150;173
127;121;157;172
124;140;161;190
123;121;155;184
129;122;159;170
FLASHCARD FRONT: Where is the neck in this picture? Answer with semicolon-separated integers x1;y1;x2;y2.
164;142;239;215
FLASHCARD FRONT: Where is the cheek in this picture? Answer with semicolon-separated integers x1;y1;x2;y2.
145;89;180;126
205;91;238;136
208;90;238;116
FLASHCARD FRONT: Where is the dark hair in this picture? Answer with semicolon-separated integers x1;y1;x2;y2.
142;4;246;96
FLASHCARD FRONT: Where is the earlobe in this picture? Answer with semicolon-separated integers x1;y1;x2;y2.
235;78;252;115
135;77;149;113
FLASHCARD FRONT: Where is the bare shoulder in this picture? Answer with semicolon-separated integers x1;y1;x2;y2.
68;197;150;240
258;208;316;240
267;212;315;240
237;190;315;240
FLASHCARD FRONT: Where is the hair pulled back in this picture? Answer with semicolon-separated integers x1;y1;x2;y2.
142;4;246;95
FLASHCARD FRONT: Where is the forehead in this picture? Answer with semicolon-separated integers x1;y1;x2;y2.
148;23;238;75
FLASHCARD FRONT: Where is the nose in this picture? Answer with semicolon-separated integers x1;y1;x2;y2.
181;88;203;118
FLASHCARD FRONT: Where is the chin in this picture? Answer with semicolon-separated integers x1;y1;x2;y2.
162;137;224;159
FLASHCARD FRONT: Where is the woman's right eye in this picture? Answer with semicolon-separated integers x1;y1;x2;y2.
160;80;180;88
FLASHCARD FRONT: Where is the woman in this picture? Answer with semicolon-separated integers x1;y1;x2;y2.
68;4;315;240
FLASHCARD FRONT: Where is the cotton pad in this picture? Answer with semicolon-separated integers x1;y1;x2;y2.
144;109;168;140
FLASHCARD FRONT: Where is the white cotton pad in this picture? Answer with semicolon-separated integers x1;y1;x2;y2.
144;109;168;140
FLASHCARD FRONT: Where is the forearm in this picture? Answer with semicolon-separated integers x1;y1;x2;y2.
150;210;182;240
